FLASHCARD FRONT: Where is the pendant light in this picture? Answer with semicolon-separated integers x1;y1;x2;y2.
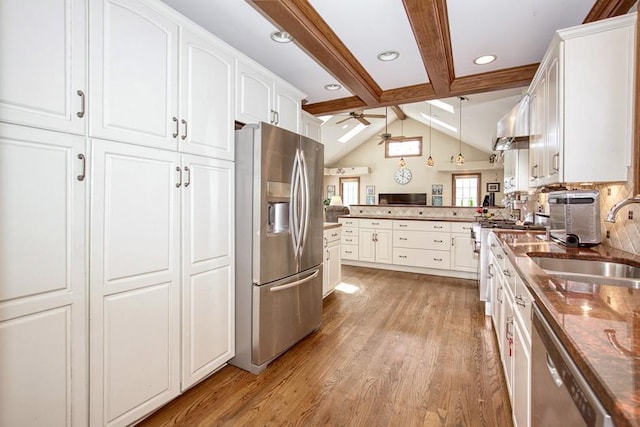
399;157;406;168
398;106;407;168
426;103;435;167
456;96;466;166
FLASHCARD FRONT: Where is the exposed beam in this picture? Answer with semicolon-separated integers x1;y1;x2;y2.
302;96;366;116
449;64;538;96
584;0;636;23
249;0;382;105
391;105;407;120
403;0;454;95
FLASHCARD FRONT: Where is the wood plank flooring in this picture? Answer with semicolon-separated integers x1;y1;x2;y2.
139;266;513;427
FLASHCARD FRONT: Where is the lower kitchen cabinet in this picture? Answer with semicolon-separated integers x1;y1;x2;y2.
0;123;88;426
323;227;342;296
359;219;393;264
90;140;234;425
450;222;478;272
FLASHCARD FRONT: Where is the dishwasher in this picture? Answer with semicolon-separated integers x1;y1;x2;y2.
531;304;614;427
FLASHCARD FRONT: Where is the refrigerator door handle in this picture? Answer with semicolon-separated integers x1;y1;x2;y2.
299;149;310;257
269;270;319;292
290;149;302;258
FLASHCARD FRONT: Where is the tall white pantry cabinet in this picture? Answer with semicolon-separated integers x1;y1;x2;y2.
0;0;248;425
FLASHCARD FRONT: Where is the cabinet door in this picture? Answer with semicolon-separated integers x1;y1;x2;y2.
544;52;561;185
375;229;393;263
90;140;181;426
503;293;514;398
358;229;376;262
180;29;235;160
503;150;516;192
302;111;322;142
236;61;273;125
0;124;87;426
274;82;301;133
513;320;531;427
451;234;478;272
181;155;234;390
528;75;546;188
90;0;179;149
327;243;341;292
0;0;86;134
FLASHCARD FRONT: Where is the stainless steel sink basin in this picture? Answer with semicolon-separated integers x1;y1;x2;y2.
528;256;640;288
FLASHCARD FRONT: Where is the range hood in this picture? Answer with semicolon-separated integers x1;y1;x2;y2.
494;95;530;150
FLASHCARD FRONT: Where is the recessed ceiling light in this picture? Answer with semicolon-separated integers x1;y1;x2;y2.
474;55;497;65
270;31;292;43
377;50;400;62
324;83;342;91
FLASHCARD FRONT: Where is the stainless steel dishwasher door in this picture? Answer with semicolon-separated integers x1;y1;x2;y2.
531;305;613;427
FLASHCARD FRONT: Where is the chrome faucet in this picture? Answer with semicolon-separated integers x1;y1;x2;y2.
605;194;640;223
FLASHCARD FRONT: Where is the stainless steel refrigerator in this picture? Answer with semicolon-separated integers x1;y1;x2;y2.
231;122;324;374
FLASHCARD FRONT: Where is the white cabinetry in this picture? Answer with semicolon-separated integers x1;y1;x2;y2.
236;60;303;133
302;111;322;142
323;227;342;297
90;140;234;424
0;0;87;135
393;221;451;270
528;14;636;186
0;124;88;426
338;218;360;260
503;149;530;194
450;222;478;272
359;219;393;264
90;0;235;159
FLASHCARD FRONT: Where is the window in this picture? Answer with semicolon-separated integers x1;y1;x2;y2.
339;177;360;207
452;173;481;206
385;137;422;158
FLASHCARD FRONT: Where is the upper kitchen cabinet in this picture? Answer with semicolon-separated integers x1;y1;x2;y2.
90;0;235;159
528;13;636;186
0;0;86;135
236;60;304;133
503;149;529;193
302;110;322;142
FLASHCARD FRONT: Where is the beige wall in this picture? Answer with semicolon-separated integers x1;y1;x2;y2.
323;117;504;206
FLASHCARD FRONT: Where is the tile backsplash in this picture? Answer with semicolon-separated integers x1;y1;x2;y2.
346;205;511;220
597;181;640;255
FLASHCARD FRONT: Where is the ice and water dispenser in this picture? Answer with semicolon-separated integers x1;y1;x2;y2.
266;181;290;234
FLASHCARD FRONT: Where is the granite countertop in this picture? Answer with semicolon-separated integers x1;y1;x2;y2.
338;214;477;223
493;230;640;427
323;222;342;230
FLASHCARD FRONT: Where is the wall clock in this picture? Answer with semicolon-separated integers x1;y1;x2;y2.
394;168;412;185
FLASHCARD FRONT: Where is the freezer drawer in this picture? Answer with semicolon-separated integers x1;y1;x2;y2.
252;267;322;365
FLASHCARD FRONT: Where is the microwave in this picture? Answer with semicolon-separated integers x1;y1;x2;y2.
548;190;601;247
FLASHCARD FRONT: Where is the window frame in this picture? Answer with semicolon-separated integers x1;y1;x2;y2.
451;173;481;207
339;176;360;206
384;136;422;158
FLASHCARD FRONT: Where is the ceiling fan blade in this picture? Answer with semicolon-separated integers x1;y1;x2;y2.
335;116;351;124
388;136;406;141
362;114;386;119
357;117;371;126
377;139;386;145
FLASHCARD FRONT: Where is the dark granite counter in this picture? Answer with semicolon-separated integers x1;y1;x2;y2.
323;222;342;230
493;230;640;427
337;214;477;223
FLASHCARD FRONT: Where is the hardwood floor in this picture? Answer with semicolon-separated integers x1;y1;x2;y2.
139;266;513;427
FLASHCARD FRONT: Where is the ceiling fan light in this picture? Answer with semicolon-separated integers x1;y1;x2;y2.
456;153;465;165
324;83;342;91
377;50;400;62
270;30;293;43
399;157;407;168
426;156;435;167
473;54;496;65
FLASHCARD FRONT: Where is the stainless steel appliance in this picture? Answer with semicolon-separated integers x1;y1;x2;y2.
231;122;324;374
548;190;601;246
531;304;613;427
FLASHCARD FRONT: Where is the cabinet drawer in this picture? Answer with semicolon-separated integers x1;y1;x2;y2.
393;230;450;250
359;219;392;229
450;222;474;233
393;220;430;231
338;218;358;228
324;228;341;243
341;235;359;246
394;248;451;269
513;276;533;337
342;227;358;236
341;245;359;260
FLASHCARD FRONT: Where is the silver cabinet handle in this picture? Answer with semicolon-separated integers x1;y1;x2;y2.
270;109;277;124
399;224;407;227
326;249;330;260
184;166;191;187
451;237;455;246
433;258;443;261
77;153;86;181
488;263;494;278
175;166;182;188
503;269;511;277
172;117;179;138
323;237;328;248
399;237;408;241
434;239;443;243
552;153;560;172
274;110;279;125
515;295;526;307
434;225;443;229
399;255;407;259
181;119;188;140
496;254;503;260
270;270;319;292
497;286;503;303
76;90;85;118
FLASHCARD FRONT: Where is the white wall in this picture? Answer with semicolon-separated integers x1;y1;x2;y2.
324;117;504;206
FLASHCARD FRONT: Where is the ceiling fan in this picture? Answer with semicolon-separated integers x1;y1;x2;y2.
374;107;406;144
335;110;386;126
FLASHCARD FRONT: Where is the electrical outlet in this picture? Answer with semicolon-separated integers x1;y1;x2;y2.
629;211;634;220
606;230;611;238
607;187;611;196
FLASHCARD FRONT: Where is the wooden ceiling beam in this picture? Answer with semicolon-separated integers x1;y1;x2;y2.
449;64;539;96
249;0;382;105
391;105;407;120
302;97;366;116
403;0;454;96
584;0;636;23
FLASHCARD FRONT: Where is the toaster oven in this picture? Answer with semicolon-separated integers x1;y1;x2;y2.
548;190;601;247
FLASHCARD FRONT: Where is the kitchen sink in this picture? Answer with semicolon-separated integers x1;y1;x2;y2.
528;256;640;288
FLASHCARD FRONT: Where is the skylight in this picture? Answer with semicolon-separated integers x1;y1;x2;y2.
420;112;457;133
318;115;333;124
426;99;454;114
338;123;366;143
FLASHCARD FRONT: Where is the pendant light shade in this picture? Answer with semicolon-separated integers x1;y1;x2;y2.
426;103;435;167
399;157;407;168
457;96;466;166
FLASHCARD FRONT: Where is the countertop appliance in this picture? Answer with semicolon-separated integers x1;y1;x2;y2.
531;304;613;427
231;123;324;374
548;190;601;247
